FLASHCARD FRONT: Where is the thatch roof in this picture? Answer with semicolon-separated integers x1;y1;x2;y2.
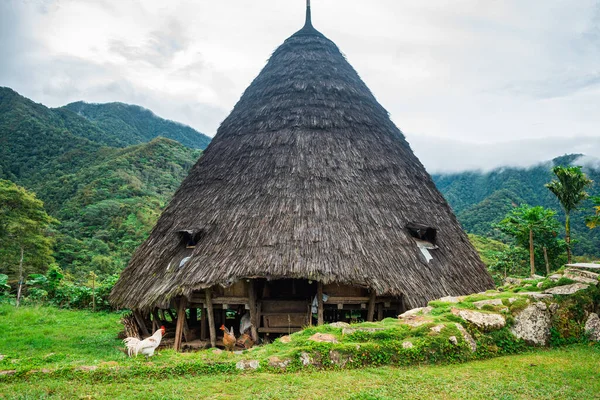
111;6;494;311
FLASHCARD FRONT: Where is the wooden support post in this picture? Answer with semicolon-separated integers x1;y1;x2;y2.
200;306;207;341
317;281;324;326
183;314;191;343
174;298;187;352
189;308;198;327
247;280;259;342
152;309;162;326
367;291;376;322
133;311;150;337
377;303;384;321
206;288;216;348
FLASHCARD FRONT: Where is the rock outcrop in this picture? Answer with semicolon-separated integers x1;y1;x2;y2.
452;309;506;331
544;283;589;295
510;302;552;346
585;313;600;341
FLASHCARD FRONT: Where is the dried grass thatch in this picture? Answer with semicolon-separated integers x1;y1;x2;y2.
111;6;494;311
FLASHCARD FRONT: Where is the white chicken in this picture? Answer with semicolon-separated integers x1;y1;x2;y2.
123;326;166;358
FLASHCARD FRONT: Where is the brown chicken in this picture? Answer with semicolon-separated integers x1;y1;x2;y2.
220;324;236;352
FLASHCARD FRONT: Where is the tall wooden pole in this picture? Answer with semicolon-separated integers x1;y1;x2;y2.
367;290;376;322
317;281;324;325
174;298;187;352
247;280;259;342
205;288;216;348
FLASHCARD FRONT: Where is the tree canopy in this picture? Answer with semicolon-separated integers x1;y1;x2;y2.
545;165;593;263
0;180;57;281
496;204;562;276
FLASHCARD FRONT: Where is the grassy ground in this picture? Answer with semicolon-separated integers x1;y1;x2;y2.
1;305;599;399
2;345;599;399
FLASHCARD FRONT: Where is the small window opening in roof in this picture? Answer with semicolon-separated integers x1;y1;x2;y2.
406;223;437;244
178;230;204;249
406;223;438;263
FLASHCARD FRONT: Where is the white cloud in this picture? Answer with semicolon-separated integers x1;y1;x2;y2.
1;0;599;171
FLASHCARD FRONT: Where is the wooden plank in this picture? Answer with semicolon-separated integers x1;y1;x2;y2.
258;327;303;333
317;281;324;326
206;288;216;348
190;296;249;305
173;298;187;352
260;300;308;313
326;296;371;304
133;311;150;337
377;303;384;321
247;280;259;343
256;302;262;333
367;291;376;322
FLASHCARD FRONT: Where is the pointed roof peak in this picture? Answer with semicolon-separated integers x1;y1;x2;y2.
305;0;313;28
293;0;324;37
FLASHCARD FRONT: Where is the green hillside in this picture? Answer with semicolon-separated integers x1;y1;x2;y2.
63;101;211;150
0;88;201;279
433;155;600;256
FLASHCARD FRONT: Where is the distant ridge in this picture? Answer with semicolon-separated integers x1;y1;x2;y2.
432;154;600;256
62;101;210;150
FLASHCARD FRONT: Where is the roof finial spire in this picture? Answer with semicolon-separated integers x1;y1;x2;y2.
305;0;313;28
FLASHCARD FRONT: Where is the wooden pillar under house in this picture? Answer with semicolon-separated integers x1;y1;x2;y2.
367;290;376;322
133;310;150;337
247;280;259;342
377;303;384;321
173;298;187;352
206;288;217;348
317;281;324;326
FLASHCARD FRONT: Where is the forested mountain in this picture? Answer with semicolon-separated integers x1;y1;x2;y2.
432;155;600;256
0;87;202;279
63;101;210;150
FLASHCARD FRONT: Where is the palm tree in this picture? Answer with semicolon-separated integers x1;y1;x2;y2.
545;166;592;264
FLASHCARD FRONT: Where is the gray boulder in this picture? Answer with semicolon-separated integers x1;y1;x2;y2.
455;323;477;352
236;360;260;370
585;313;600;341
510;302;551;346
452;309;506;331
564;268;599;286
544;283;589;295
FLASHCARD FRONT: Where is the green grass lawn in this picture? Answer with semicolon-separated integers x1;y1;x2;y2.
2;345;599;399
1;305;599;399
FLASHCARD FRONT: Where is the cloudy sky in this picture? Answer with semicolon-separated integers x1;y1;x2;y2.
1;0;599;172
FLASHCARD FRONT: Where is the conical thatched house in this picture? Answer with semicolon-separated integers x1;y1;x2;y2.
111;3;494;348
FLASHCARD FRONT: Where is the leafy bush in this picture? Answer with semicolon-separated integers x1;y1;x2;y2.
23;266;117;311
